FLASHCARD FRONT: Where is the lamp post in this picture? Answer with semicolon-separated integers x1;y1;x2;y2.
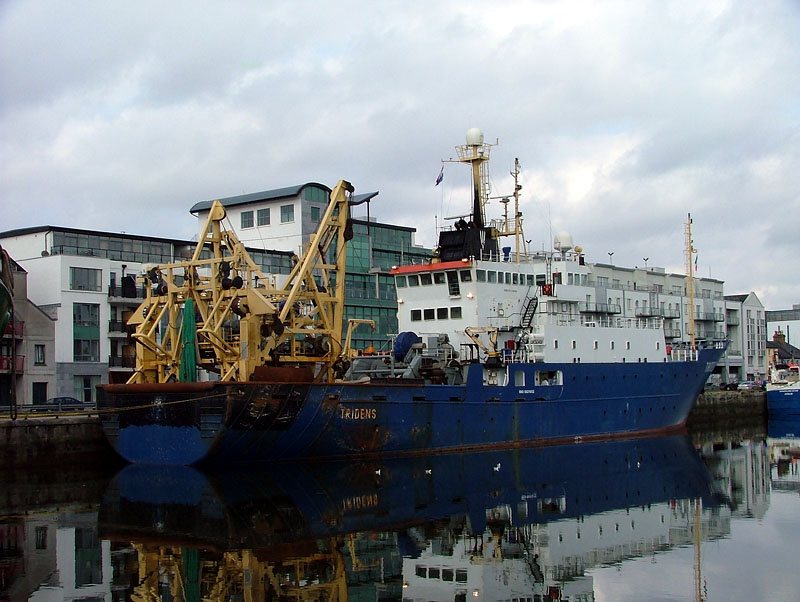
607;252;614;266
643;257;649;270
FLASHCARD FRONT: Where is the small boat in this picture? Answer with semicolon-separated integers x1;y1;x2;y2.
97;132;725;465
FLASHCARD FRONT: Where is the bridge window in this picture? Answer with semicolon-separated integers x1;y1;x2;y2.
395;276;406;288
437;307;448;319
451;306;462;319
434;272;446;285
420;273;433;285
447;271;460;295
423;308;435;320
476;269;486;281
408;275;419;287
488;271;497;283
411;309;422;321
459;270;472;282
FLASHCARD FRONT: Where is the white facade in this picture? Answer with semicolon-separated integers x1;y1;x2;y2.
1;230;154;399
190;183;333;256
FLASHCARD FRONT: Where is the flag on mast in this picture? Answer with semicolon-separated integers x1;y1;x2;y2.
694;254;698;271
435;165;444;186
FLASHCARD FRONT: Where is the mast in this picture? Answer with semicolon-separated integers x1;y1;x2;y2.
454;127;492;229
685;213;697;348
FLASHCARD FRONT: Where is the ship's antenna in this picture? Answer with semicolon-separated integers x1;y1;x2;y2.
489;158;528;263
685;213;697;349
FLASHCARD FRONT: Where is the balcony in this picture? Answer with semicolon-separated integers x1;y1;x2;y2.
109;355;136;369
662;308;680;319
108;284;148;303
2;320;24;338
664;329;682;338
108;320;132;336
696;312;724;322
579;302;622;314
0;355;24;373
726;315;740;326
635;307;662;318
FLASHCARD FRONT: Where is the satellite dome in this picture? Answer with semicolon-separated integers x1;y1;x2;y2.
466;128;484;146
554;231;573;252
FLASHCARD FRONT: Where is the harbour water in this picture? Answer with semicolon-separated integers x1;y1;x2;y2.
1;420;798;601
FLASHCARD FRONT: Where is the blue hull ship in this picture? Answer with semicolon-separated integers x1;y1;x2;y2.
97;131;725;466
99;346;724;465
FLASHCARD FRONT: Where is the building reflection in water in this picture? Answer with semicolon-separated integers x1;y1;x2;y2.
1;430;787;602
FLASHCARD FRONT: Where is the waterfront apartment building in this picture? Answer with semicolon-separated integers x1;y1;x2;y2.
0;227;294;402
0;255;56;406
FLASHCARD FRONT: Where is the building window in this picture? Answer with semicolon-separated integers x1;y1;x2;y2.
34;344;46;365
74;375;100;402
32;382;48;404
70;267;101;291
241;210;254;229
257;208;270;226
74;339;99;362
73;303;100;327
35;526;48;549
310;206;321;222
280;204;295;223
303;186;328;202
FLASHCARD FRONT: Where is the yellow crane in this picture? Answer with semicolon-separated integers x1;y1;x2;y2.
127;180;355;384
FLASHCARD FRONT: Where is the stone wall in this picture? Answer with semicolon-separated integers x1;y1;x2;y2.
0;415;117;467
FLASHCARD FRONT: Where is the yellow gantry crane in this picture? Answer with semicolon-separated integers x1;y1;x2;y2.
127;180;355;384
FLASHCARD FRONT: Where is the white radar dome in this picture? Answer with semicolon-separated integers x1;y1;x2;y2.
466;128;484;146
554;231;574;252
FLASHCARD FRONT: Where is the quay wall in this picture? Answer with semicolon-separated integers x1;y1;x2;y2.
688;390;766;424
0;415;115;468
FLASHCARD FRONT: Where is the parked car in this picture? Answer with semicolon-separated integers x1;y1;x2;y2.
30;396;95;412
737;381;761;391
44;396;82;406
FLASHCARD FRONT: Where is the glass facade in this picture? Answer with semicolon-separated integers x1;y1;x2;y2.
342;220;431;351
55;232;172;263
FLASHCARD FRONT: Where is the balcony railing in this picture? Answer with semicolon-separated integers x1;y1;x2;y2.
108;320;131;333
109;355;136;368
726;316;740;325
662;308;680;318
2;320;24;338
635;308;662;318
664;329;682;338
578;302;622;314
108;284;148;300
0;355;25;372
696;312;725;322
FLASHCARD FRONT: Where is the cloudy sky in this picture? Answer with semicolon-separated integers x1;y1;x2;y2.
2;0;798;309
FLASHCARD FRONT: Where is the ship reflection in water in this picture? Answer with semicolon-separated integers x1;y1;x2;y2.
90;435;725;602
